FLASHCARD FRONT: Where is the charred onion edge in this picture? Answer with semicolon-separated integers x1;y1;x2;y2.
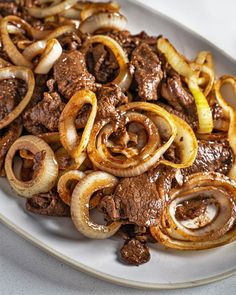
71;171;121;239
157;37;213;134
5;135;59;198
150;172;236;250
57;170;85;205
79;12;127;34
0;66;35;130
59;90;97;163
83;35;131;91
87;102;177;177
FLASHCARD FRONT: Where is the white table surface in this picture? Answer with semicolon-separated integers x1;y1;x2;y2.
1;0;236;294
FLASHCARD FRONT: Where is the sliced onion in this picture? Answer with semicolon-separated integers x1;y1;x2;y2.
79;12;127;34
83;35;131;91
59;90;97;163
57;170;85;205
150;172;236;250
157;38;213;134
80;1;120;21
0;66;35;130
0;58;11;69
60;8;81;19
148;113;198;168
45;25;76;40
5;135;59;198
23;39;62;74
71;171;121;239
87;102;177;177
28;0;79;18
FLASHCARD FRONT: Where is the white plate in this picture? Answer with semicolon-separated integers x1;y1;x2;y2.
1;0;236;290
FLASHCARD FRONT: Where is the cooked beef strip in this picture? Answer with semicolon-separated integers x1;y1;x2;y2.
130;43;163;101
161;71;198;130
26;190;70;217
120;238;150;265
0;78;26;121
183;140;234;176
23;91;65;134
175;198;208;221
86;43;119;83
57;31;82;51
53;50;96;100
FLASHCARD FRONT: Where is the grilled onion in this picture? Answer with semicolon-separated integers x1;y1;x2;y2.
5;135;58;198
83;35;131;91
71;171;121;239
150;172;236;250
79;12;127;34
28;0;79;18
59;90;97;163
0;66;35;130
23;39;62;74
57;170;85;205
157;38;213;134
80;1;120;21
87;102;177;177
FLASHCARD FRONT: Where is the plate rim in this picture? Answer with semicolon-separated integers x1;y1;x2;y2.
1;213;236;290
1;0;236;290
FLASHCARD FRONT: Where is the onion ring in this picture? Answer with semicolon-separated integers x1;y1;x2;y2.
83;35;131;91
5;135;59;198
0;66;35;130
59;90;97;163
150;172;236;250
80;1;120;21
71;171;121;239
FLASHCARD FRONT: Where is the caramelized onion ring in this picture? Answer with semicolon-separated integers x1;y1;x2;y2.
83;35;131;91
79;12;127;34
58;170;85;205
71;171;121;239
5;135;59;198
59;90;97;163
28;0;79;18
150;172;236;250
23;39;62;74
0;66;35;130
88;102;177;177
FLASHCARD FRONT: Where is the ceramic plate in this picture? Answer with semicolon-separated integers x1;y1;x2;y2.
1;0;236;290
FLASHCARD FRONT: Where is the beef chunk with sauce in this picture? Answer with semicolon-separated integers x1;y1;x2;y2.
53;50;96;99
161;71;198;130
23;91;65;134
120;238;150;265
183;140;234;176
175;199;208;221
130;43;163;101
26;190;70;217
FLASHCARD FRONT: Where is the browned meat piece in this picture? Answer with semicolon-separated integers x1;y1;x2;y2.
161;72;198;130
96;84;127;121
183;140;234;176
99;195;120;220
86;43;119;83
175;199;207;221
53;51;96;99
120;238;150;265
57;32;82;51
108;30;157;58
211;103;229;131
75;104;91;129
0;1;18;17
26;190;70;217
23;91;65;134
0;78;26;121
113;172;161;227
130;43;163;101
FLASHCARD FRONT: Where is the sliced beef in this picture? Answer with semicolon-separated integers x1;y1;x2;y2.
120;238;150;265
0;0;18;17
175;199;207;221
183;140;234;176
26;190;70;217
23;91;65;134
211;102;229;131
0;78;26;121
161;72;198;130
75;104;91;129
57;31;82;51
86;43;119;83
96;84;127;122
53;50;96;99
130;43;163;101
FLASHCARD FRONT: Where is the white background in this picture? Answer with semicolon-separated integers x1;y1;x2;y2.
1;0;236;294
